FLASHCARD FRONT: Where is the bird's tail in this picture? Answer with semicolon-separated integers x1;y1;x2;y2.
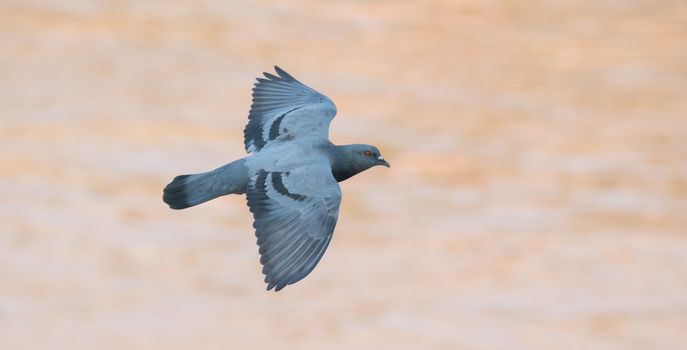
163;159;249;210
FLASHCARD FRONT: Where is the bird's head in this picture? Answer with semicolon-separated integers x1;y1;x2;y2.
351;144;390;169
332;144;389;182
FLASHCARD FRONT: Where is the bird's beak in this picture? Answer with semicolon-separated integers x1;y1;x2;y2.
377;156;390;168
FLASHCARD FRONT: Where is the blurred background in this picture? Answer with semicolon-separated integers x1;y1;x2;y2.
1;0;686;349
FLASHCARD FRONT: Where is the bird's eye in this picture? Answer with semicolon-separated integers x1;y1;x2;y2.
363;150;373;157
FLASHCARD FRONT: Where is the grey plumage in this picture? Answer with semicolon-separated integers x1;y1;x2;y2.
244;65;336;153
163;159;249;209
247;166;340;291
163;66;389;291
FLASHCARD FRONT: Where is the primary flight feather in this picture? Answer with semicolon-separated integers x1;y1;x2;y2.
163;66;390;291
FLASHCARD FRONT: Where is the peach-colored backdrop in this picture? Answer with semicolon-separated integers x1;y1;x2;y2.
1;1;686;349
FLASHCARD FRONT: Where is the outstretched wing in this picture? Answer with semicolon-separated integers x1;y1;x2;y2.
246;165;342;291
243;66;337;153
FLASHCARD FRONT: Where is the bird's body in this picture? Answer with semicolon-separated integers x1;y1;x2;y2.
246;137;332;174
163;67;389;291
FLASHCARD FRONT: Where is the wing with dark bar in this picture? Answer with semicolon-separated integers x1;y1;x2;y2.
246;165;342;291
243;66;337;153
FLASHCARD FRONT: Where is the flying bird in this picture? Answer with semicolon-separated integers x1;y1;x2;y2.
163;66;389;291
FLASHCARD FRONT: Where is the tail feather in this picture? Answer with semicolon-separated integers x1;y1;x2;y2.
163;160;249;210
163;174;215;209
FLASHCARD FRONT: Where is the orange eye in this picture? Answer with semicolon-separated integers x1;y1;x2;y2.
363;150;373;157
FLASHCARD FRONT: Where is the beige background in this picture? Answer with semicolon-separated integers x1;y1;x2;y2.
1;1;686;349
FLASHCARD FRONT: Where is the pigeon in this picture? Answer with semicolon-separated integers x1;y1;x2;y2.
163;66;390;291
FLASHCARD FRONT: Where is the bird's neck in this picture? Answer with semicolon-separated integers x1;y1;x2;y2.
330;145;367;182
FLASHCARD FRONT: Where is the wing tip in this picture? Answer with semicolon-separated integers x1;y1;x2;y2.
263;72;279;80
265;279;287;292
274;65;297;81
258;66;296;83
